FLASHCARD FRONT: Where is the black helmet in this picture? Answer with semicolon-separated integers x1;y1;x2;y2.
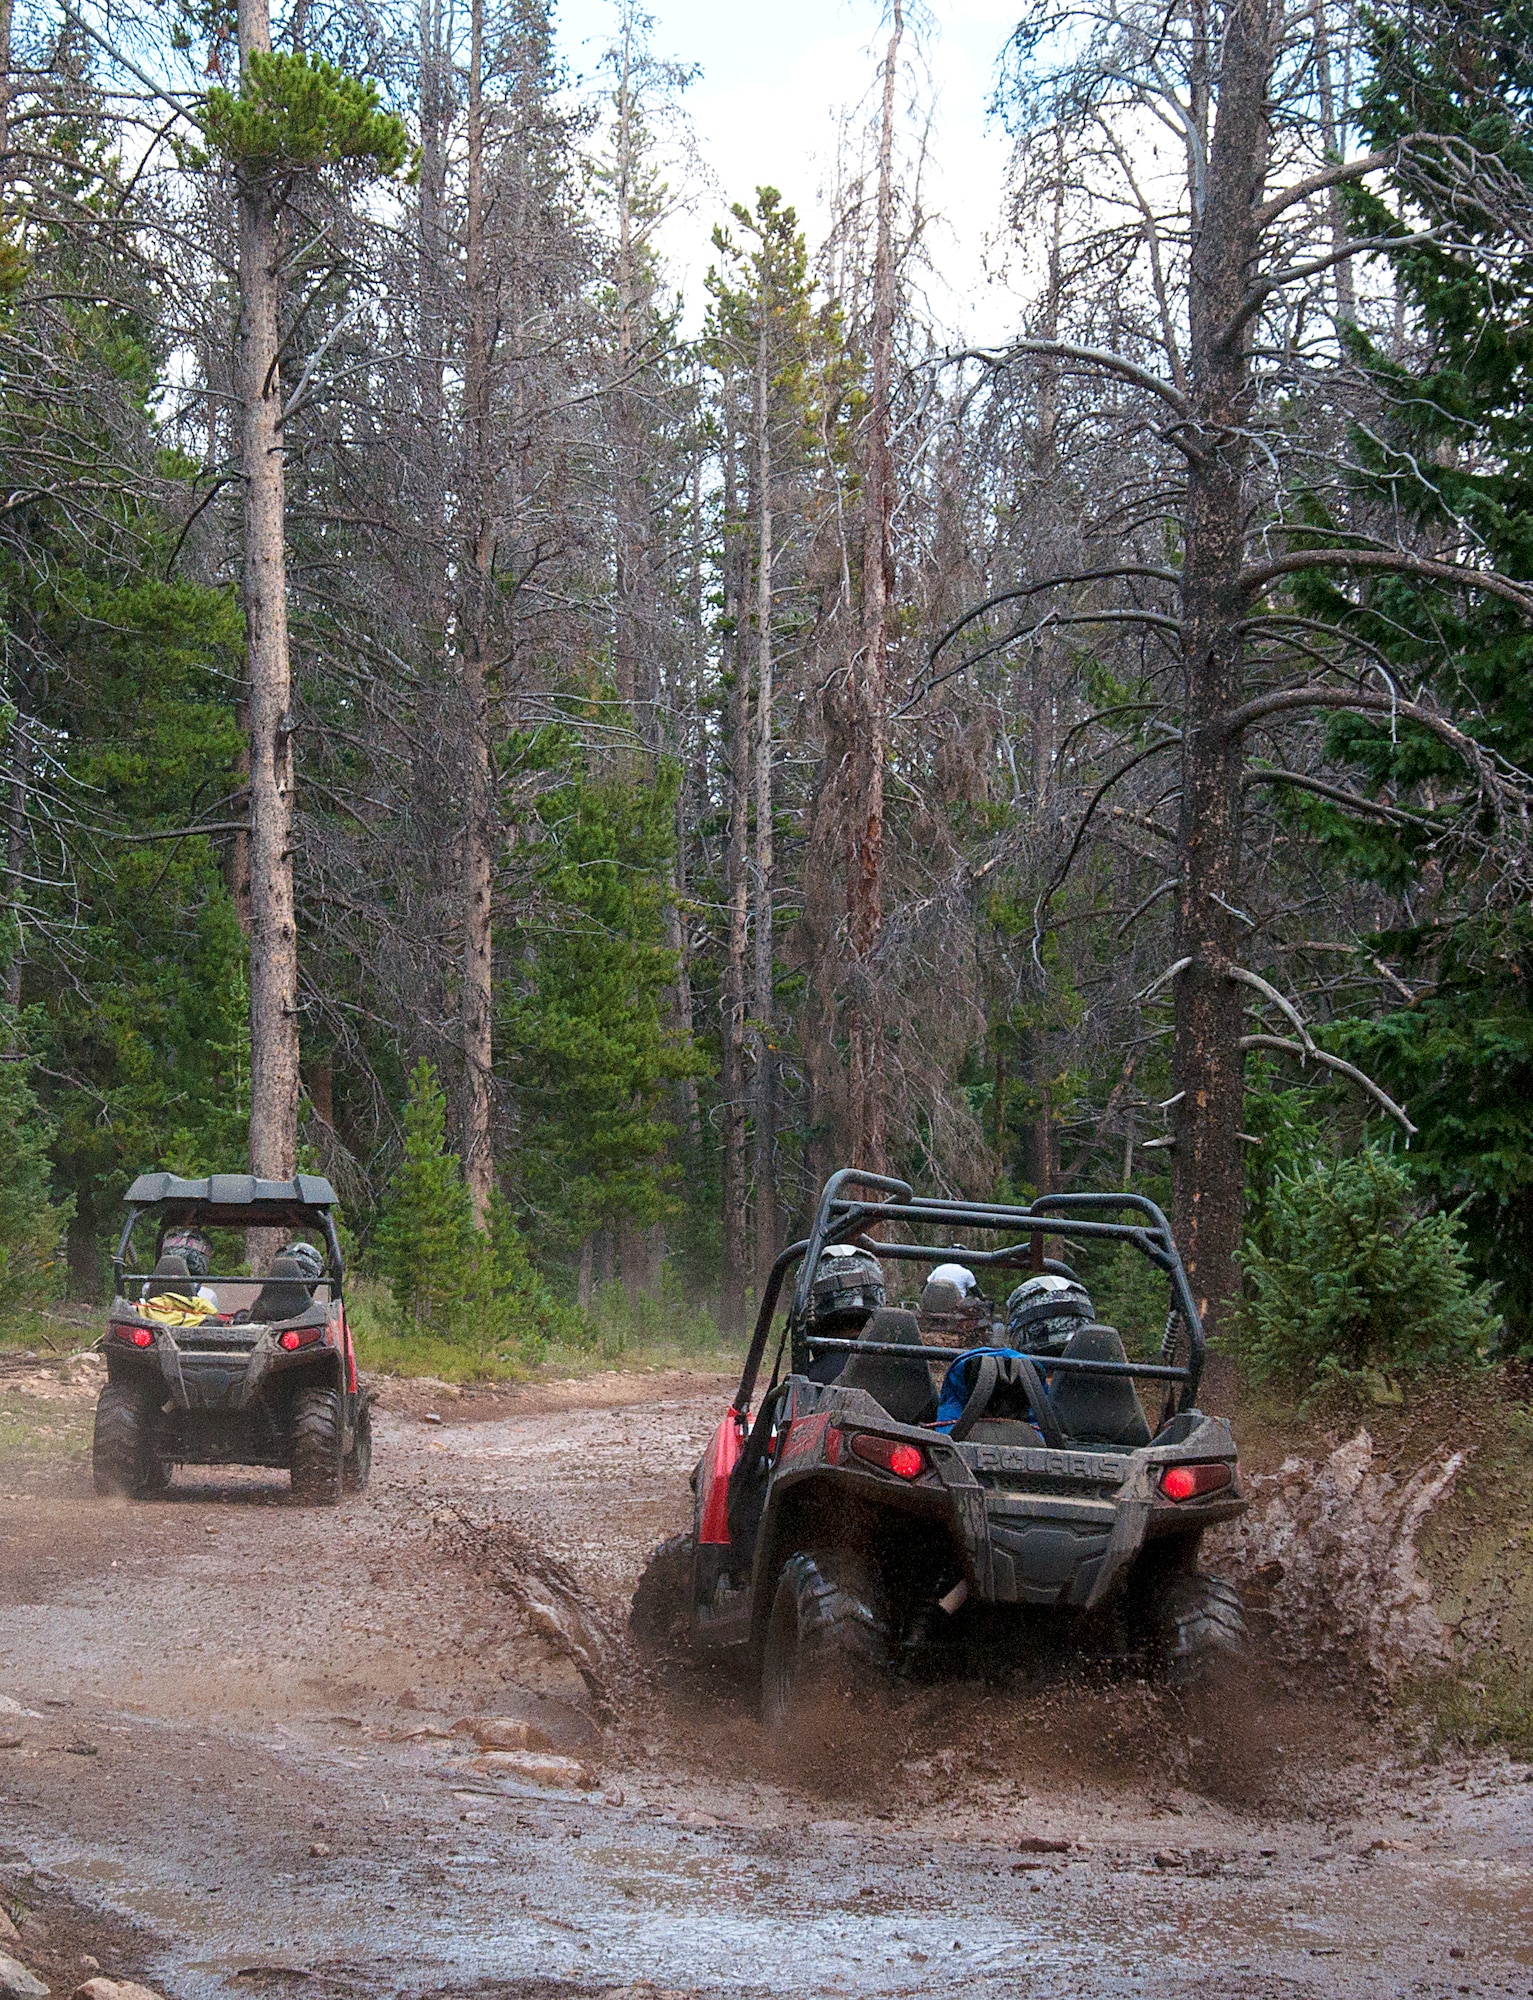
281;1240;325;1285
161;1228;212;1280
807;1243;885;1328
1006;1274;1095;1356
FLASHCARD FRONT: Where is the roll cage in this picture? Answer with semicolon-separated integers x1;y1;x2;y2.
732;1167;1206;1423
112;1171;345;1301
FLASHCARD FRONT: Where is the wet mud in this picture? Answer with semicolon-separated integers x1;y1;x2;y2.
2;1372;1531;1999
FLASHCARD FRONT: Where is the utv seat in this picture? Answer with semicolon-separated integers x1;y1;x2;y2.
242;1255;317;1326
839;1307;937;1426
1047;1323;1151;1448
144;1253;195;1300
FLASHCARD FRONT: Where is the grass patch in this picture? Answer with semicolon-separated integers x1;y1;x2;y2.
348;1272;742;1384
0;1303;97;1354
0;1392;93;1462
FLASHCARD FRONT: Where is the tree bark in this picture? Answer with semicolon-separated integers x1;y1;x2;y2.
845;0;902;1173
751;297;777;1281
719;382;750;1332
237;0;299;1200
1171;0;1274;1333
460;0;495;1228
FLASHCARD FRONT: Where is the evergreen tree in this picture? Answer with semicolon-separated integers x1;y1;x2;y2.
376;1060;473;1328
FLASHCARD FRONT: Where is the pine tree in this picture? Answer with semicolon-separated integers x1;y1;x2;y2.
376;1061;474;1329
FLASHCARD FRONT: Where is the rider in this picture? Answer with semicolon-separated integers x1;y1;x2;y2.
804;1242;886;1383
146;1229;221;1312
1005;1273;1096;1358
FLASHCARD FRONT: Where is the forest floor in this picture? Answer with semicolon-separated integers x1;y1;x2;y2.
2;1357;1532;2000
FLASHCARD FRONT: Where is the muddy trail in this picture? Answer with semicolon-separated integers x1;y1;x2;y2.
2;1365;1531;2000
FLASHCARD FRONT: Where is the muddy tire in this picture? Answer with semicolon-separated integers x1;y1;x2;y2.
761;1548;891;1735
630;1532;693;1650
343;1397;373;1495
92;1382;170;1500
290;1385;344;1505
1153;1571;1248;1683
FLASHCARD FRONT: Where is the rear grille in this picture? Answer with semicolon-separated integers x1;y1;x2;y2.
975;1470;1123;1500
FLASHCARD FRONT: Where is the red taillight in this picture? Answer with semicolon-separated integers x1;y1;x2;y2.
277;1325;322;1351
111;1323;154;1348
1161;1461;1233;1501
279;1329;301;1351
850;1433;927;1480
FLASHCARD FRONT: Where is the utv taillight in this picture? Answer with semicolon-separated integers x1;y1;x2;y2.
850;1433;927;1480
111;1323;153;1348
1161;1462;1233;1501
278;1325;323;1352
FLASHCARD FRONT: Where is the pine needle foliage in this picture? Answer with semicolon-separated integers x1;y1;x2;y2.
1240;1148;1501;1392
202;53;410;177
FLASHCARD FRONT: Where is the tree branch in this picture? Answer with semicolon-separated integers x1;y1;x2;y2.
1241;547;1533;618
1241;1033;1417;1135
958;338;1190;418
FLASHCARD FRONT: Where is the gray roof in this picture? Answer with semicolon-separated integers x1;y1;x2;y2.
123;1172;338;1220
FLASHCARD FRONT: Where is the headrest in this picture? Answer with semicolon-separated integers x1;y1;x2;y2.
859;1306;924;1349
920;1279;965;1316
265;1255;303;1280
152;1254;191;1279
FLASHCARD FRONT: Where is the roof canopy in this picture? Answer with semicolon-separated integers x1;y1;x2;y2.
123;1172;339;1226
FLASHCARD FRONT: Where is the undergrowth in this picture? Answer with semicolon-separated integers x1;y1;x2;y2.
348;1272;740;1383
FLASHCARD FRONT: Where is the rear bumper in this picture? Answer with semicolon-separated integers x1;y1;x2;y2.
103;1331;344;1458
942;1422;1247;1610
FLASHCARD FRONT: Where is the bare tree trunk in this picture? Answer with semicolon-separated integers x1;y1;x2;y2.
4;717;25;1014
845;0;902;1172
0;0;13;186
610;15;648;746
460;0;494;1228
1171;0;1272;1334
719;389;750;1332
1313;0;1356;326
237;0;299;1206
751;305;777;1280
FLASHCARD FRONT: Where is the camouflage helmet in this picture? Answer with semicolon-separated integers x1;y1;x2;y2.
807;1242;885;1328
161;1228;213;1280
281;1240;326;1285
1006;1273;1095;1356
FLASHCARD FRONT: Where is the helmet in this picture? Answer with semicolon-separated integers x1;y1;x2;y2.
928;1262;978;1296
807;1243;885;1328
161;1228;212;1280
281;1240;326;1285
1006;1274;1095;1356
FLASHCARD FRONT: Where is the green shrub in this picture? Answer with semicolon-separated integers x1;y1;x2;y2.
0;1013;70;1306
1240;1147;1500;1392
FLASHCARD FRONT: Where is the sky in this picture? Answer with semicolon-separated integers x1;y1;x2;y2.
554;0;1029;343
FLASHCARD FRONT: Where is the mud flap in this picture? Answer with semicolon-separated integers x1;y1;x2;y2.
1082;1479;1154;1612
934;1452;996;1599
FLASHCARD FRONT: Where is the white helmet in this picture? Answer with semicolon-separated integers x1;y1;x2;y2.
928;1262;979;1296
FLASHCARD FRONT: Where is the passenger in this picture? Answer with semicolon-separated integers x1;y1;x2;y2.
140;1253;218;1327
280;1240;326;1294
1005;1274;1096;1358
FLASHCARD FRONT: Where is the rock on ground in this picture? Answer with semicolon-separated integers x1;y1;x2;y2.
70;1981;165;2000
0;1952;49;1999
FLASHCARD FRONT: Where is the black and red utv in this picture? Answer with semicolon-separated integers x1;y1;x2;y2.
93;1172;371;1505
633;1170;1248;1726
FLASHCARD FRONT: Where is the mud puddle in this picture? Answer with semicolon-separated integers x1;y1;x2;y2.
3;1382;1532;1999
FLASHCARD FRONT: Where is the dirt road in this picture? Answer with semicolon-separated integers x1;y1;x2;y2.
2;1365;1531;2000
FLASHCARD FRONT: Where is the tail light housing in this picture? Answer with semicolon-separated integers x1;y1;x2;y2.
1160;1461;1233;1502
849;1433;927;1480
278;1324;324;1352
110;1323;154;1349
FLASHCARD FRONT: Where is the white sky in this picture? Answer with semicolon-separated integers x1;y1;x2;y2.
555;0;1029;343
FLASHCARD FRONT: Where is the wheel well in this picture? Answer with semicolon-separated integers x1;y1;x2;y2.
752;1478;964;1654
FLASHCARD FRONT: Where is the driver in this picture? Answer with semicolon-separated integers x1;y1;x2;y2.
804;1243;885;1384
146;1229;221;1312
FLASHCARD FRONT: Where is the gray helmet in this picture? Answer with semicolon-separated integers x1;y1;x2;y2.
1006;1274;1095;1356
281;1240;325;1285
807;1243;885;1328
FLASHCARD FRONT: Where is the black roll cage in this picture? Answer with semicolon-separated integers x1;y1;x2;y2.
731;1167;1206;1419
113;1205;345;1301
